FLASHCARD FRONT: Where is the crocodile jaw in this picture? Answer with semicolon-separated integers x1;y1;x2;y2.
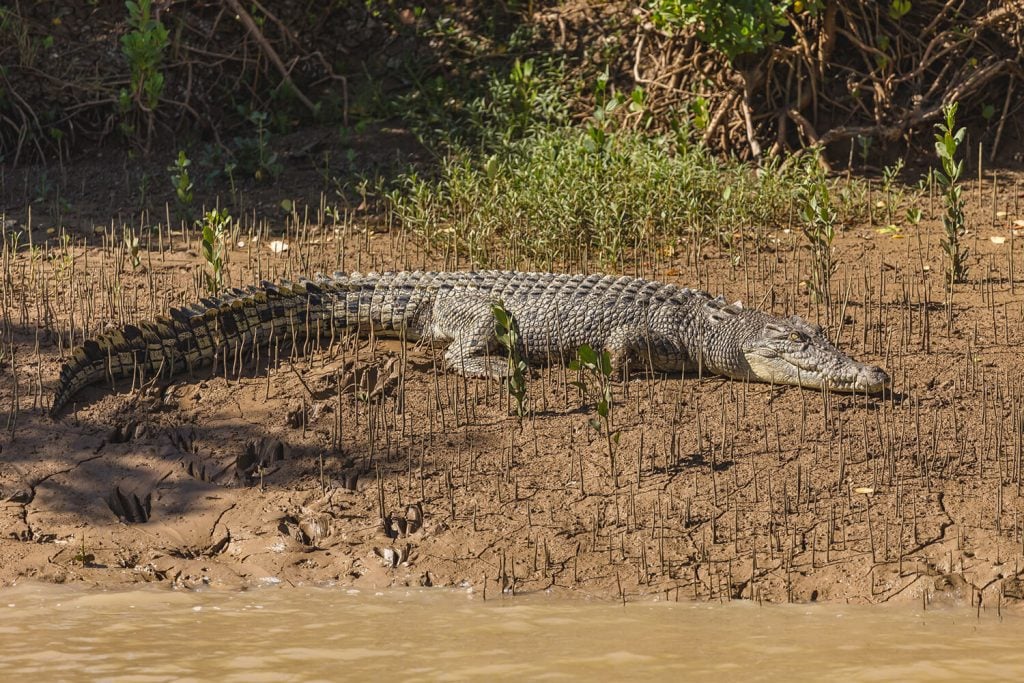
739;317;890;394
745;351;889;393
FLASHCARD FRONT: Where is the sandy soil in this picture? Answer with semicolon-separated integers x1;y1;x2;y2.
4;137;1024;607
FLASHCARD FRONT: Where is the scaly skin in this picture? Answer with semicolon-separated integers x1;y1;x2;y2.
50;270;890;415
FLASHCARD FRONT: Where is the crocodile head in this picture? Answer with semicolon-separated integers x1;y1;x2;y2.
741;316;889;393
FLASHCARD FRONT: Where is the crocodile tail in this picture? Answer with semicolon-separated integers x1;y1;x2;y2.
52;333;122;417
50;281;325;416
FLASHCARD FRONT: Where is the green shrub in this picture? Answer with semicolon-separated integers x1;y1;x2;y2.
199;209;231;295
118;0;169;141
389;127;861;265
397;57;572;152
934;101;968;286
648;0;805;60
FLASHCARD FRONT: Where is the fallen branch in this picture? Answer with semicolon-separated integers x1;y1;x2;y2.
222;0;317;114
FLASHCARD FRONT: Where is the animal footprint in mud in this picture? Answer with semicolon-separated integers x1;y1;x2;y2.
108;420;156;443
297;514;332;547
166;425;197;453
236;438;286;485
107;486;152;523
286;403;311;428
276;512;332;548
373;544;414;568
167;426;230;484
182;455;228;484
382;503;424;539
338;466;362;491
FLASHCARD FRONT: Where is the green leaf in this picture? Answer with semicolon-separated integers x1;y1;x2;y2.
577;344;598;368
888;0;911;21
630;87;645;112
484;155;500;182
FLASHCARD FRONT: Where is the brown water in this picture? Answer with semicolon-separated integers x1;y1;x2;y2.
1;585;1022;682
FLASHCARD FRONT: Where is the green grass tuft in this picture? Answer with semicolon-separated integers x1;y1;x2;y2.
389;127;867;266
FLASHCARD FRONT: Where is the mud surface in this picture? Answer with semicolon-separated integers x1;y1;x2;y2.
4;141;1024;606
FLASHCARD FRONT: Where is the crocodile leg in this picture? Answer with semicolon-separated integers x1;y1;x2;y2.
603;324;693;375
430;293;511;379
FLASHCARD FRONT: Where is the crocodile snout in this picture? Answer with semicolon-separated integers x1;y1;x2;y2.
854;364;890;394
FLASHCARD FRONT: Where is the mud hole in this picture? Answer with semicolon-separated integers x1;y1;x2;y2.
4;151;1024;607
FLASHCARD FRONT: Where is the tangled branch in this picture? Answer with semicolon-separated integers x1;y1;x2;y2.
623;1;1024;163
0;0;359;162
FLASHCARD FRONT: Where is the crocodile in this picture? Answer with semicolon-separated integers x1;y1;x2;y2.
50;270;890;415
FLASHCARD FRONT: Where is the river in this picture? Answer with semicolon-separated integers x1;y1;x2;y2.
0;584;1021;681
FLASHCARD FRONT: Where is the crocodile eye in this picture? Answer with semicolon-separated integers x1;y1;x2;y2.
788;332;802;342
